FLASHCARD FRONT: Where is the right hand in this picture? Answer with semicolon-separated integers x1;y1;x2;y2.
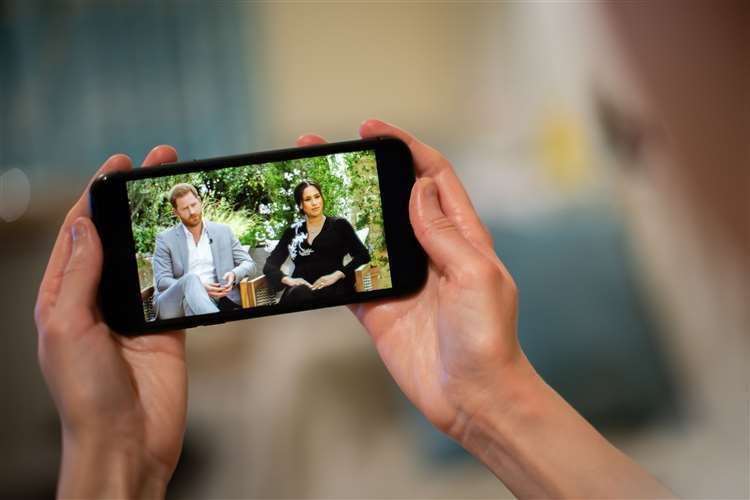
205;282;231;298
297;120;673;499
282;276;313;288
296;120;528;441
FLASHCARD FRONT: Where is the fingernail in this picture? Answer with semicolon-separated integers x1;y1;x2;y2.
422;178;437;200
71;218;87;243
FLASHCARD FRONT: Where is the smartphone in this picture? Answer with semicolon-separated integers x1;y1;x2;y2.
90;136;427;335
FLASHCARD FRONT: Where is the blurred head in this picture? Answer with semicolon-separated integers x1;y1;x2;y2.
169;183;203;228
294;180;324;218
602;1;749;261
599;1;750;336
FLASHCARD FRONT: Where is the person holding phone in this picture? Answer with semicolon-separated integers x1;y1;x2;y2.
34;119;675;498
262;180;371;305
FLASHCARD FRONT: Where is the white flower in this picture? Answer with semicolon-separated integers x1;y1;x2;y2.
288;220;314;260
259;203;271;215
283;172;294;181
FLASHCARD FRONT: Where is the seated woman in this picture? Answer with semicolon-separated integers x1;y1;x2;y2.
263;180;371;305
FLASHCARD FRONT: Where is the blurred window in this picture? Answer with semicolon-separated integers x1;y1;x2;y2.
0;2;259;178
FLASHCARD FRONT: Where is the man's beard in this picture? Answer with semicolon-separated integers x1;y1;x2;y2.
182;213;202;228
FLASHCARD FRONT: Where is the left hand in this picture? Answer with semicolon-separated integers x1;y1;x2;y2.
311;271;344;290
34;146;187;498
222;271;236;290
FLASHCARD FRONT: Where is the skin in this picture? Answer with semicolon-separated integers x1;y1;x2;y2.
172;191;234;297
35;146;187;498
296;119;674;498
300;185;324;226
35;120;673;498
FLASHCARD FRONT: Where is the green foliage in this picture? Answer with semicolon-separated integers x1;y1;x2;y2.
127;150;391;286
202;199;253;244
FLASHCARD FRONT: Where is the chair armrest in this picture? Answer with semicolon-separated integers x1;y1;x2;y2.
141;285;155;301
240;274;273;308
140;286;156;322
355;265;380;292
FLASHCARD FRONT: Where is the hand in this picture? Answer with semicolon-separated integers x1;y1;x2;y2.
222;271;236;290
296;120;521;441
296;120;673;498
282;276;313;288
205;283;230;298
34;146;187;498
311;271;344;290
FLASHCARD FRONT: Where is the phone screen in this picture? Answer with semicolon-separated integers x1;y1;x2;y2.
125;149;392;324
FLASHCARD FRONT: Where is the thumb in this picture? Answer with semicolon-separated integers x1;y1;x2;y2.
57;217;103;314
409;178;482;278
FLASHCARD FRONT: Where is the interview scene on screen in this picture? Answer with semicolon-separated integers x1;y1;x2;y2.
126;150;391;322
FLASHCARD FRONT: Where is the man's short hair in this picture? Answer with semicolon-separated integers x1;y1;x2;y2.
168;183;200;208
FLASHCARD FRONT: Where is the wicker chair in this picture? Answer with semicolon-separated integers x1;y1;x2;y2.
141;285;156;322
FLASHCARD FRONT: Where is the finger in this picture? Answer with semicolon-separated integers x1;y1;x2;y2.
141;144;178;168
409;177;484;280
55;217;103;316
359;118;493;251
36;154;133;325
296;134;328;147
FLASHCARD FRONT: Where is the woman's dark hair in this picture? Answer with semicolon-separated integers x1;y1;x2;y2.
293;180;324;214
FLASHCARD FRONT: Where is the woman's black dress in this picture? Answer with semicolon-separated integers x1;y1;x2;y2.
263;216;371;305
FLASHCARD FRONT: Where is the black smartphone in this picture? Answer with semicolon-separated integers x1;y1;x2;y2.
90;136;427;335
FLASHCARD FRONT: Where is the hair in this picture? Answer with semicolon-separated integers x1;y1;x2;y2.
168;183;200;208
293;180;324;215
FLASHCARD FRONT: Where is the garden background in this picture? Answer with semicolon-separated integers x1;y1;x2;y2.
126;150;390;291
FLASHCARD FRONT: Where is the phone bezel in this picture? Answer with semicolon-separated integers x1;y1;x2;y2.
90;136;426;334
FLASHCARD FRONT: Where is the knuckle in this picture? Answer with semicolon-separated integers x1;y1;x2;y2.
425;145;450;168
479;222;495;247
38;315;65;345
496;267;519;307
454;259;496;287
33;301;46;330
420;215;455;239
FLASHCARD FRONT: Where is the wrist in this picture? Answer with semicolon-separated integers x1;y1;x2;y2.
454;354;542;445
456;357;673;498
456;360;562;497
59;432;169;499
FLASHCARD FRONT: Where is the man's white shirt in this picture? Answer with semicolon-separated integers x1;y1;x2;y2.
182;223;217;285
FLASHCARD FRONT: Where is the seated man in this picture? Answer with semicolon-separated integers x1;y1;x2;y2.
152;183;256;319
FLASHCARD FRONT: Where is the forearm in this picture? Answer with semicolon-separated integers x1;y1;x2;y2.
341;251;370;278
460;362;674;499
280;275;294;286
59;433;168;499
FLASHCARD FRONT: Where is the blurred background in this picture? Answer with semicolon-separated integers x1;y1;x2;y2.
1;1;747;498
